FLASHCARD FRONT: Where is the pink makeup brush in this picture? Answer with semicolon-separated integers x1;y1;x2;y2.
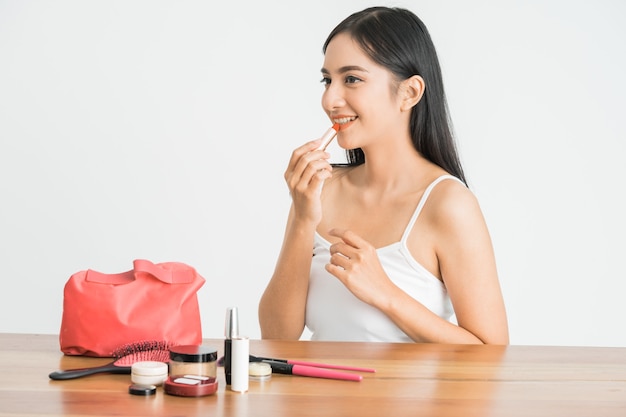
250;354;375;373
263;360;363;382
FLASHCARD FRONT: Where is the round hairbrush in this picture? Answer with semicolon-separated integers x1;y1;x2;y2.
49;340;173;380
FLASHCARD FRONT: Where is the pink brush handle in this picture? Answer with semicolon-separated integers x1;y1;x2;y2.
292;364;363;382
288;360;375;373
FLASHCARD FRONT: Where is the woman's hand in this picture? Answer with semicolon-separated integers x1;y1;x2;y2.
325;228;395;308
284;139;333;225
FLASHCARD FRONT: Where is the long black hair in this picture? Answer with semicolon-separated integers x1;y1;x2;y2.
323;7;467;185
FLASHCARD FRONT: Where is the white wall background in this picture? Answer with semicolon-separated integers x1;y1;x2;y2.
1;0;625;347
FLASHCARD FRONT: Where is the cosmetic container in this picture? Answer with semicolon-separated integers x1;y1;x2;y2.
131;361;168;386
163;375;218;397
224;306;239;385
128;384;157;396
249;362;272;381
168;345;218;379
231;336;249;392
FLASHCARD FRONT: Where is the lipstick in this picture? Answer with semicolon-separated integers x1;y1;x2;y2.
224;307;239;385
316;123;340;151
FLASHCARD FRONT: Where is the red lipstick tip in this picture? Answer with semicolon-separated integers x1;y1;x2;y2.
332;123;340;132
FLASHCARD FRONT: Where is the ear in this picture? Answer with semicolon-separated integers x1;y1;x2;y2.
399;75;425;112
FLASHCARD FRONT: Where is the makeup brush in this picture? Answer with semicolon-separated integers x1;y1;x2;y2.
49;340;173;380
262;360;363;382
249;354;376;373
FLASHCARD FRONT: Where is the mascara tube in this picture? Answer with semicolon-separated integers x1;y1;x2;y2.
224;307;239;385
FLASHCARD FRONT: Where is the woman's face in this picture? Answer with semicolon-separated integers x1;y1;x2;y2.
321;32;406;151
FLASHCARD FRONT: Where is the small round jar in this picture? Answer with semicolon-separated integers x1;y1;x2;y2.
168;345;218;379
131;361;168;386
128;384;157;396
249;362;272;382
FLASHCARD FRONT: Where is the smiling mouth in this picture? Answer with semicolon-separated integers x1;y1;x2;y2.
333;116;357;125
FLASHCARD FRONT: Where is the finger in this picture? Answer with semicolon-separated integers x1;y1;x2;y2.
329;241;353;259
325;262;348;278
286;152;331;192
328;228;366;249
296;167;332;198
284;141;328;181
290;147;331;179
293;160;332;192
291;139;327;163
328;251;350;271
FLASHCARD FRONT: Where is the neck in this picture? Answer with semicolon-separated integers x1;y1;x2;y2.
353;140;433;199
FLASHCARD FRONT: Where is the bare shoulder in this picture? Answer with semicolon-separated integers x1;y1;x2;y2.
421;177;487;235
425;177;478;210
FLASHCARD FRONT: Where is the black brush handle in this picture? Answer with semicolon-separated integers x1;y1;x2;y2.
48;362;130;380
262;360;293;375
251;355;288;364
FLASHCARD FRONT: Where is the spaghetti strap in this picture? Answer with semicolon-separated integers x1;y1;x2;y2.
400;175;463;244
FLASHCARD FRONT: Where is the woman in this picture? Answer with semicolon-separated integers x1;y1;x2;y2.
258;6;508;344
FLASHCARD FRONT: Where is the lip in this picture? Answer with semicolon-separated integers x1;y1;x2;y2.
332;117;358;132
332;116;357;130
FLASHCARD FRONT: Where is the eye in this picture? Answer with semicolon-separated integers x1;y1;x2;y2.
345;75;362;84
320;76;331;87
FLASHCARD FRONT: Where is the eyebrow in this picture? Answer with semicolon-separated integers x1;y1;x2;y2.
320;65;369;75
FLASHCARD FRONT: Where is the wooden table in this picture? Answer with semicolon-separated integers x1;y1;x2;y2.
1;334;625;416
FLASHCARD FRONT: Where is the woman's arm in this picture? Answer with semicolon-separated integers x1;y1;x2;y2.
389;182;508;344
258;138;333;339
430;182;509;344
258;206;316;339
326;182;508;344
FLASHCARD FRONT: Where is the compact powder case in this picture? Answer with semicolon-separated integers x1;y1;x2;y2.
163;375;218;397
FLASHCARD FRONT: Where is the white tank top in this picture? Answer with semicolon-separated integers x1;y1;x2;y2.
305;175;459;342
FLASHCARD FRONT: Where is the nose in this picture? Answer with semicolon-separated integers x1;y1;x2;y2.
321;83;346;113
